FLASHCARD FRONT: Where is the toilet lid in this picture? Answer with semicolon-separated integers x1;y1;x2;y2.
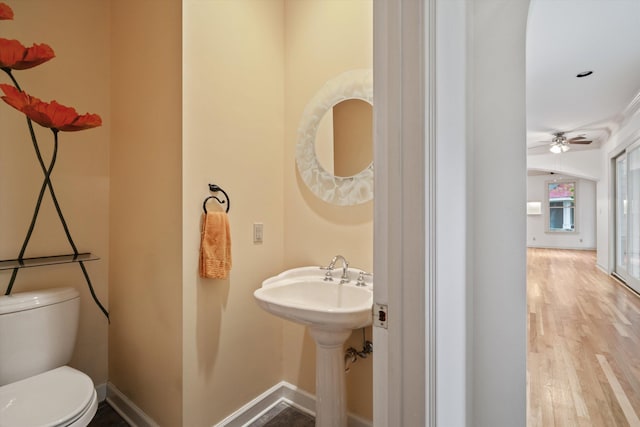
0;366;95;427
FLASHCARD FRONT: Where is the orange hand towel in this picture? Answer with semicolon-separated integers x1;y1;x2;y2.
199;212;232;279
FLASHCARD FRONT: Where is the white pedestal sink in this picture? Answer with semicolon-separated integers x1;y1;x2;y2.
253;267;373;427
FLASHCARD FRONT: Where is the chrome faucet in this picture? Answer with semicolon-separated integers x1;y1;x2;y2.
356;270;373;287
328;255;350;284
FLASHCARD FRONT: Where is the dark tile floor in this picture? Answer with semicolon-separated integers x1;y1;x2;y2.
88;401;130;427
87;400;313;426
248;402;315;427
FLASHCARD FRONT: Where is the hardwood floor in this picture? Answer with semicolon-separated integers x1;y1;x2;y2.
528;248;640;427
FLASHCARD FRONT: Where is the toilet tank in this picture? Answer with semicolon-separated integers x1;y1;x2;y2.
0;287;80;386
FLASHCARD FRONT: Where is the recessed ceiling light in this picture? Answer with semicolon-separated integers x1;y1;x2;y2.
576;71;593;78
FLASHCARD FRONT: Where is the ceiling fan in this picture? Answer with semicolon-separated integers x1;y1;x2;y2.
545;132;593;153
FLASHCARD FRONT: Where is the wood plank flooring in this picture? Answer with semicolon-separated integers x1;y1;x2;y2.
528;248;640;427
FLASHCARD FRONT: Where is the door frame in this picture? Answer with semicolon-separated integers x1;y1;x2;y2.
373;1;530;426
611;135;640;292
372;0;433;425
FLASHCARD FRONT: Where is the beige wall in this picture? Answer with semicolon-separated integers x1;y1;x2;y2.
182;1;286;425
283;0;374;419
0;0;109;385
183;0;373;423
109;1;183;426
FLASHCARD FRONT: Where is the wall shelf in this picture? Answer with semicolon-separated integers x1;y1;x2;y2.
0;253;99;271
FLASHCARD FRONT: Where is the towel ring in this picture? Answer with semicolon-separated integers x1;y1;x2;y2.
203;184;230;213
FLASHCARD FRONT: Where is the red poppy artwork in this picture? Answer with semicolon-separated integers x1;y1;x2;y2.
0;3;109;319
0;38;54;70
0;84;102;131
0;2;13;20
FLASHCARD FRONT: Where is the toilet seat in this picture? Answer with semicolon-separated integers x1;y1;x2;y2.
0;366;98;427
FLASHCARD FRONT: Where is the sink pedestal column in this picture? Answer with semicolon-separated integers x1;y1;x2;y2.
309;327;352;427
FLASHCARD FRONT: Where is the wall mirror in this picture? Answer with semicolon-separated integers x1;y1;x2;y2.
296;69;373;206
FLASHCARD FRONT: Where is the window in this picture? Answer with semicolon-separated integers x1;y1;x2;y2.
547;181;576;232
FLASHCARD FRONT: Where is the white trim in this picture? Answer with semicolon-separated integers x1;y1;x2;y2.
434;0;471;425
95;382;107;402
372;1;391;424
596;263;611;275
618;90;640;129
608;128;640;161
426;0;438;424
279;383;316;418
106;381;368;427
214;382;286;427
527;245;597;251
603;129;640;273
608;132;640;292
610;139;640;293
373;0;431;425
106;382;160;427
213;381;371;427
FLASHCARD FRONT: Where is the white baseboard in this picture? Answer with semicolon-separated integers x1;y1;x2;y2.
106;382;160;427
527;245;597;251
215;381;372;427
596;263;610;275
95;382;107;402
101;380;371;427
213;382;287;427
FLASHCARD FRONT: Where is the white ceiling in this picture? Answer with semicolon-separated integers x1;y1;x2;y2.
526;0;640;154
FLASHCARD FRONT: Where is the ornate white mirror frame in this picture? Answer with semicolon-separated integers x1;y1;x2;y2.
295;69;373;206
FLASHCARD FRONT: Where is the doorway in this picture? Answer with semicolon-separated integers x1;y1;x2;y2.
614;141;640;293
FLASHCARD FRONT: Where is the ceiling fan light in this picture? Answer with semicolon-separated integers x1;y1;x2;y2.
549;144;562;154
561;143;570;152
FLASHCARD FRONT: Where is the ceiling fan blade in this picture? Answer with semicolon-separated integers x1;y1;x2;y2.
568;136;587;141
568;140;593;145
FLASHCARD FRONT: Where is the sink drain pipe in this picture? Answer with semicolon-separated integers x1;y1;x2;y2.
344;328;373;373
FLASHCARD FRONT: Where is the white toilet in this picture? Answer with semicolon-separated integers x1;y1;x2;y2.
0;287;98;426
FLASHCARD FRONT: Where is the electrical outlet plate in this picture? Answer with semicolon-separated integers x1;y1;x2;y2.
374;303;388;329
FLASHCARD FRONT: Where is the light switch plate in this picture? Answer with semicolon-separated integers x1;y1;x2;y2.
253;223;264;243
